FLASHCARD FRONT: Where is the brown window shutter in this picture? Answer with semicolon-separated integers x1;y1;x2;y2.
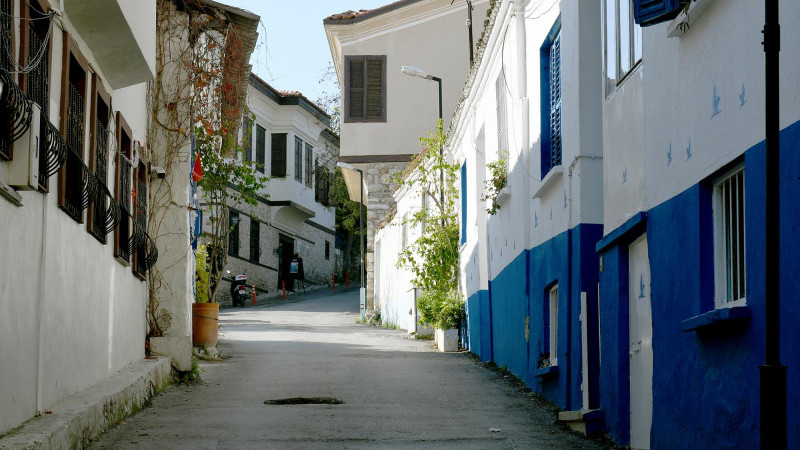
366;58;384;119
348;57;365;119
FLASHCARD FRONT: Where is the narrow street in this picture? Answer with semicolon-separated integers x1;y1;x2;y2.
91;288;610;449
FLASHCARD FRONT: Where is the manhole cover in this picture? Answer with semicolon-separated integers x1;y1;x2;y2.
264;397;344;405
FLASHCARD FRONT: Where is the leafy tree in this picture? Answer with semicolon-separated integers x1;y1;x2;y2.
395;120;463;328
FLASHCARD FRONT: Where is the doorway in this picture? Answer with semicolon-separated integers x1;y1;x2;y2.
278;234;295;292
628;235;653;449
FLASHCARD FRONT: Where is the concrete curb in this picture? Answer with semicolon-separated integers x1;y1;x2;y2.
0;356;172;450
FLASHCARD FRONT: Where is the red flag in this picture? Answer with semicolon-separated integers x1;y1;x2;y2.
192;151;203;182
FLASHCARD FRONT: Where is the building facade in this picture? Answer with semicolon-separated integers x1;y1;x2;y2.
324;0;490;311
203;74;338;302
0;0;158;434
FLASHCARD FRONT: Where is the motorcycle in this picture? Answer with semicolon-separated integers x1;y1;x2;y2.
230;273;248;307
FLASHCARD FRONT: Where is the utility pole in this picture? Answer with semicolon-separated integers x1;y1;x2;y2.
760;0;787;448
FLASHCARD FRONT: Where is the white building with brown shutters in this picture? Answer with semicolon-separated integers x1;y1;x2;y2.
323;0;490;311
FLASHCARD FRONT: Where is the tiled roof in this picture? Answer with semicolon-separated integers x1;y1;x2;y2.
249;73;331;122
324;0;426;24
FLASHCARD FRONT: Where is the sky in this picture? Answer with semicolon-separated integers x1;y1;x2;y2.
223;0;393;107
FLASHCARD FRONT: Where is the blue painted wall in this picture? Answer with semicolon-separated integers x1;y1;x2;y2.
475;224;602;411
597;120;800;448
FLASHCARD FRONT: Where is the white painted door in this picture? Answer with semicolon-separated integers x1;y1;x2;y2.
628;235;653;450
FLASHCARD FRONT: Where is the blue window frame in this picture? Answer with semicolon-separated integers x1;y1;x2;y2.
461;162;467;245
540;18;562;178
632;0;682;26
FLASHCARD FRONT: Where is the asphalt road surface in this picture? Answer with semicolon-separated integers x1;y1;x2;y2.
91;288;612;449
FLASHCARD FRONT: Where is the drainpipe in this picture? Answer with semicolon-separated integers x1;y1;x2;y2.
760;0;786;447
36;194;48;414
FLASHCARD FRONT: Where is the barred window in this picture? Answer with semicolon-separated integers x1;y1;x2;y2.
88;74;111;242
23;1;53;190
713;165;746;307
0;0;13;160
134;160;148;278
114;113;133;262
59;51;88;223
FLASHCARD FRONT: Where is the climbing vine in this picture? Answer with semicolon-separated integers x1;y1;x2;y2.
146;0;261;334
395;120;463;328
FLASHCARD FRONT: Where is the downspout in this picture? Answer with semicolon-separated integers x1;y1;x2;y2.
36;194;48;414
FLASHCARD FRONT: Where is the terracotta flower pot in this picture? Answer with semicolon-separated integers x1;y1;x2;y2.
192;302;219;347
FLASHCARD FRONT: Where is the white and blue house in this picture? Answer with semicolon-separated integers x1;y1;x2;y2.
596;0;800;447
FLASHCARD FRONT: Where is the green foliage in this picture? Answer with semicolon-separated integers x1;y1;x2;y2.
195;244;211;303
196;124;266;302
481;150;507;215
395;120;464;329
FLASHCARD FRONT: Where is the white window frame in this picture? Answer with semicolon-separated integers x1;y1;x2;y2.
603;0;643;98
549;284;559;366
713;164;746;308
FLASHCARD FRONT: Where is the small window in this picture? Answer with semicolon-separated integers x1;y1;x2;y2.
713;165;746;308
114;113;134;262
496;74;508;168
325;241;330;260
60;48;89;223
294;136;303;182
250;218;260;263
548;284;559;366
255;124;266;173
133;160;149;278
305;143;313;188
344;55;386;122
88;74;111;243
271;133;287;177
0;0;14;160
540;20;562;178
401;212;408;249
229;210;240;256
604;0;643;97
242;117;253;162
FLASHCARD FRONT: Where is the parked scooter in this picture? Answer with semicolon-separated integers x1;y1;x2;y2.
230;273;248;307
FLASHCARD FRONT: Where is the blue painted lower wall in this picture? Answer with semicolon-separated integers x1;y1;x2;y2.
597;120;800;448
466;223;603;411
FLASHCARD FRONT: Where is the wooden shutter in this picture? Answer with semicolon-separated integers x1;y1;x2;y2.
271;133;286;177
633;0;681;26
365;58;384;119
345;55;386;122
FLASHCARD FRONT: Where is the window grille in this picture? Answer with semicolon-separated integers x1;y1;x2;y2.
134;166;148;276
294;136;303;181
714;167;746;305
63;82;85;222
117;153;133;262
90;118;109;241
0;0;12;160
548;32;562;171
305;144;313;188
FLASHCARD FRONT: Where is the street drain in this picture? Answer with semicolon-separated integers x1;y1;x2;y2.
263;397;344;405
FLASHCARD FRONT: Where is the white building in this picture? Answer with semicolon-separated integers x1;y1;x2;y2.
0;0;157;434
207;74;338;300
324;0;490;311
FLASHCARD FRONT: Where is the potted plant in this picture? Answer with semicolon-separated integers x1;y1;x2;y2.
192;244;219;347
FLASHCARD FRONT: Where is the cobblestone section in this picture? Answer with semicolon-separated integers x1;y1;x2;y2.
364;161;410;310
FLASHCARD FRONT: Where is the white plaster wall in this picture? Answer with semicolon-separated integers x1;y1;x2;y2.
330;0;490;160
118;0;157;79
604;0;800;231
0;10;150;433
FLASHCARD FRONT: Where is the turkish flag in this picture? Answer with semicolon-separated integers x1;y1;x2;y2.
192;151;203;182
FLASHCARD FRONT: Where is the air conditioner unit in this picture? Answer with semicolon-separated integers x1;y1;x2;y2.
8;102;41;190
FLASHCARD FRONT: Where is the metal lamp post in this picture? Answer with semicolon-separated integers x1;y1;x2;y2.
401;65;444;216
337;162;366;323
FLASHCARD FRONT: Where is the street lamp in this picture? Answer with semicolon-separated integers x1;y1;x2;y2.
337;161;366;323
401;65;444;221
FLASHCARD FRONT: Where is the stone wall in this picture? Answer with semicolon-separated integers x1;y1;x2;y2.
364;161;410;310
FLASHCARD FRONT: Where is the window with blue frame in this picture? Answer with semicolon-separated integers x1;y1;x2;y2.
632;0;682;27
461;162;467;245
540;18;562;178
